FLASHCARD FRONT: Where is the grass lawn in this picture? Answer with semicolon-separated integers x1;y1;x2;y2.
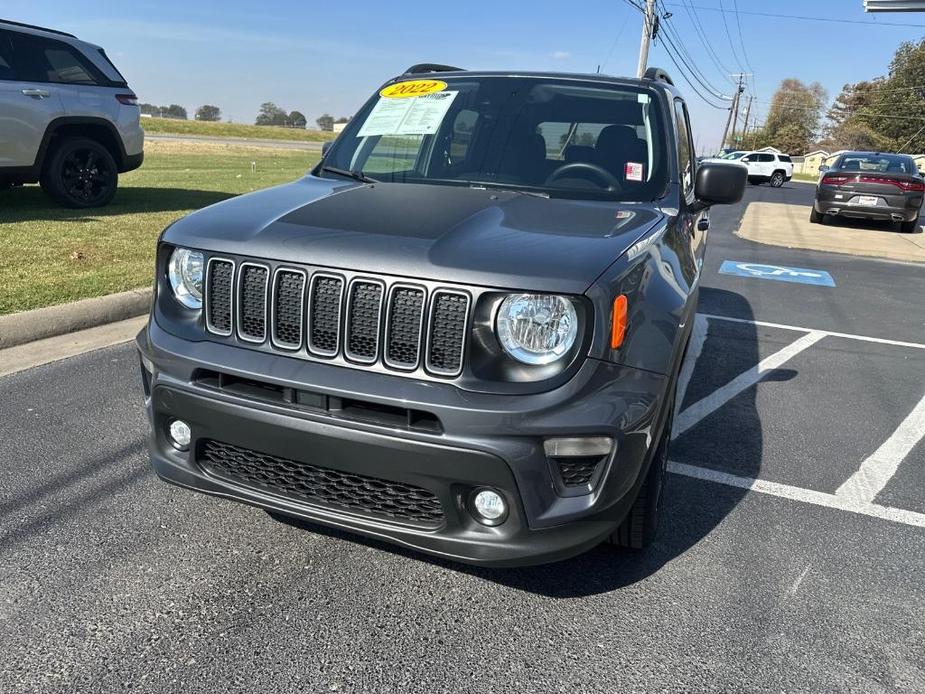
791;173;818;183
142;117;337;143
0;141;319;315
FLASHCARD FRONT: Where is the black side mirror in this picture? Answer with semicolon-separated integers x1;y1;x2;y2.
322;140;334;157
691;162;746;212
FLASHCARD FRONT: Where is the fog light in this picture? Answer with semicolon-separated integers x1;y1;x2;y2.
168;419;191;449
471;488;507;525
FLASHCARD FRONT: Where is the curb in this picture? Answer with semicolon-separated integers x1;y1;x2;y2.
0;288;151;350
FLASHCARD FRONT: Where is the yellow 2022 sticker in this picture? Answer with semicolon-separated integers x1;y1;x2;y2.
380;80;447;98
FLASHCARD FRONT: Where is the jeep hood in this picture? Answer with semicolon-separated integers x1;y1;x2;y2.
162;176;664;294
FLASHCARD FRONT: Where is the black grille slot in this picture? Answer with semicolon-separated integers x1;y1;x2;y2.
426;291;469;375
238;264;268;341
385;286;425;369
556;457;602;487
345;280;383;362
199;439;444;526
206;259;234;335
308;275;344;356
272;270;305;349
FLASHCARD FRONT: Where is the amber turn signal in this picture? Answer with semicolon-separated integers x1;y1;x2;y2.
611;295;628;349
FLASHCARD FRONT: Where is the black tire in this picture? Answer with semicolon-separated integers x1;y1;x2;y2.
900;219;920;233
809;208;823;224
769;170;785;187
40;137;118;208
610;395;674;550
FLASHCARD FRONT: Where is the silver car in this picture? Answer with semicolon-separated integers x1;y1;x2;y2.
0;19;144;207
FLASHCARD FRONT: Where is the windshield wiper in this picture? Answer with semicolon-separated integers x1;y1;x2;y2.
467;183;549;199
319;165;378;184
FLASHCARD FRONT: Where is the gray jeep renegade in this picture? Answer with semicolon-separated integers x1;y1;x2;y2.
137;65;745;567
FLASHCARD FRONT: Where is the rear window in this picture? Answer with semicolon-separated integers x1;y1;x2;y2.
836;153;917;174
10;34;104;85
779;155;792;163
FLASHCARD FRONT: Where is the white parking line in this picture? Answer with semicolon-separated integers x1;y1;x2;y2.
835;393;925;503
699;313;925;351
673;330;826;437
669;461;925;529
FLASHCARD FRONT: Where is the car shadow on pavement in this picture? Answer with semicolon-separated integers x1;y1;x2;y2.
280;289;764;598
0;186;235;222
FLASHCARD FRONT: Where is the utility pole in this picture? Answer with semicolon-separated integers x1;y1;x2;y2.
741;95;754;144
636;0;657;78
720;74;747;150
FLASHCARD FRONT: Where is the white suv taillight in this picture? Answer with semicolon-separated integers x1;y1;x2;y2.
115;93;138;106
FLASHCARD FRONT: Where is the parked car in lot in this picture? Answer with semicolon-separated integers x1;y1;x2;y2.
708;149;793;187
811;151;923;233
137;65;746;567
0;19;143;207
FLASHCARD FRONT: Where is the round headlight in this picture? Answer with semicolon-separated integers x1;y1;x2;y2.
496;293;578;365
168;247;204;309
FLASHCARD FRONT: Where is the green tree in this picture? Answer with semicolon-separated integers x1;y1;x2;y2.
164;104;188;120
255;102;288;126
139;103;160;117
316;113;335;131
195;104;222;122
859;40;925;152
287;110;307;128
761;79;826;154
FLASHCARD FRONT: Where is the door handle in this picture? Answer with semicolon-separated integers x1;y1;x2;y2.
21;88;50;98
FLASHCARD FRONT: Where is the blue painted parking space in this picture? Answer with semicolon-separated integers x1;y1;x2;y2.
719;260;836;287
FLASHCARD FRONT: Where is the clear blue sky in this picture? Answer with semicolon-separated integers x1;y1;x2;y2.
6;0;925;152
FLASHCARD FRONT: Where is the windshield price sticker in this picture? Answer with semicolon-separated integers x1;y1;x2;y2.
625;162;644;181
357;91;458;137
380;80;447;98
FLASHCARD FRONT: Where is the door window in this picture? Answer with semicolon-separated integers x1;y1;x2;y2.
674;99;695;195
0;31;16;80
758;153;775;163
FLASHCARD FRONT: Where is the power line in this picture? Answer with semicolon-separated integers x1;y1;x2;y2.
656;34;729;108
665;3;925;28
717;0;747;73
598;3;635;72
680;0;734;79
656;2;733;99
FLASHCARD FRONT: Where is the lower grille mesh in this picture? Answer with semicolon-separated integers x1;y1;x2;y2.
199;439;445;526
556;457;601;487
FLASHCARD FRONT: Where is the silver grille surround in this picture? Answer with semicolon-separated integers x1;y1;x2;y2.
202;256;472;380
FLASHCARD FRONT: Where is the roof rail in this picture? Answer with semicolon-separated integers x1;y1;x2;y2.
643;67;674;86
403;63;465;75
0;18;77;38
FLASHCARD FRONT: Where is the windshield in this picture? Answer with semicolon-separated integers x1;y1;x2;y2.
321;76;668;201
720;151;746;160
835;153;918;174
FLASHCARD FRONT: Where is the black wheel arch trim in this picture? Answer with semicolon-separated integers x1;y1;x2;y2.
33;116;133;174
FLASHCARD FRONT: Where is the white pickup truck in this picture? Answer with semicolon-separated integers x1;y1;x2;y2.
707;150;793;187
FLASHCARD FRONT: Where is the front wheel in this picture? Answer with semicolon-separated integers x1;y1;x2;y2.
40;137;118;208
770;171;785;187
809;208;823;224
609;396;673;549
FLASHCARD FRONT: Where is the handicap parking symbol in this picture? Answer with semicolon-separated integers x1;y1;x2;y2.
719;260;836;287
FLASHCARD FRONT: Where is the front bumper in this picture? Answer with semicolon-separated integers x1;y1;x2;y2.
138;319;669;567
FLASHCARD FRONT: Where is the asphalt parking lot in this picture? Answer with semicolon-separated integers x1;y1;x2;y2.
2;182;924;693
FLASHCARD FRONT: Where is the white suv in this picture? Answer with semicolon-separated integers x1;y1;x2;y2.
708;150;793;187
0;20;144;207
